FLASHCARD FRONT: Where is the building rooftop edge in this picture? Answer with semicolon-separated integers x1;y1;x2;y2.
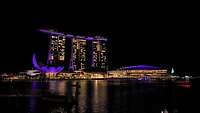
119;65;163;70
38;29;107;41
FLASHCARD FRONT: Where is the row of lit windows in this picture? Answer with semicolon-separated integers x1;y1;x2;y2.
49;35;66;62
73;38;87;68
51;35;65;39
51;43;65;46
49;36;107;69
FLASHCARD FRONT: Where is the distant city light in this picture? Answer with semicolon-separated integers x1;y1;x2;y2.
171;67;175;74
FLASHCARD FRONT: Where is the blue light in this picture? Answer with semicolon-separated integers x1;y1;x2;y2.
122;65;160;70
66;34;74;38
38;29;107;41
38;29;65;35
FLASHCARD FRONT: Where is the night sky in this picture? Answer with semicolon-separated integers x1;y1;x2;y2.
0;3;199;75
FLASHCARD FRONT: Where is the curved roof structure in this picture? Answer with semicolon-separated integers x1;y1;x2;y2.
32;53;64;73
120;65;161;70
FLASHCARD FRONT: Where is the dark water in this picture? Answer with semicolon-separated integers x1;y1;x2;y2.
0;79;194;113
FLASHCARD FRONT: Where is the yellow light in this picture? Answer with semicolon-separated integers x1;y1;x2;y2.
59;56;64;61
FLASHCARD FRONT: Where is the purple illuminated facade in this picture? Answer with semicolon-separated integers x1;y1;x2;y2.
32;53;64;74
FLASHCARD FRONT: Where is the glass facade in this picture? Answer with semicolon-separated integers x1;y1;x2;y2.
39;29;108;71
108;65;169;78
92;40;107;70
48;35;66;65
71;38;87;70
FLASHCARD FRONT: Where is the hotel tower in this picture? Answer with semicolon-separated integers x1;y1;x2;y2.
69;36;87;70
39;29;108;71
91;36;108;70
47;34;66;66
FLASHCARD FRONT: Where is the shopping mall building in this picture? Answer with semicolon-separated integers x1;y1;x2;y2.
108;65;169;79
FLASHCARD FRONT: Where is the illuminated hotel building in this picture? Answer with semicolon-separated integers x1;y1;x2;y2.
47;34;66;66
69;37;87;70
92;36;108;70
39;29;108;71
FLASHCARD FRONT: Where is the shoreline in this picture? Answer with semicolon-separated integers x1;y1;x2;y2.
0;78;181;82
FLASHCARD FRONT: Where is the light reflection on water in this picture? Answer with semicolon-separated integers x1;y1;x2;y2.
77;80;87;113
0;80;193;113
92;80;107;113
48;80;67;95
